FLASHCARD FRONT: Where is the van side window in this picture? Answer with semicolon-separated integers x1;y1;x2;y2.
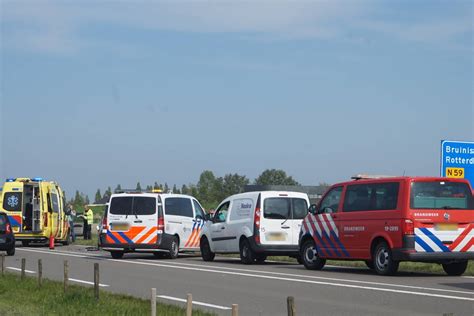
343;182;399;212
2;192;22;211
292;198;308;219
165;197;193;217
319;187;343;214
193;200;205;219
214;202;230;223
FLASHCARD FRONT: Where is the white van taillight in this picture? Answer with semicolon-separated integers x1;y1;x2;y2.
157;215;165;234
5;223;11;234
254;194;261;244
403;219;414;235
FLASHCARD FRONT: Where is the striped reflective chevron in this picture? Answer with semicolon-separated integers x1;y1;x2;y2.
415;224;474;253
184;220;204;248
301;214;349;258
105;226;158;245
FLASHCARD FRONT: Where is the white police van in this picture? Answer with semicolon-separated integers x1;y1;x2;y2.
99;191;206;259
200;191;310;264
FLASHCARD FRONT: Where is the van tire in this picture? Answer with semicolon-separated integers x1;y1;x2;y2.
168;237;179;259
295;255;304;265
200;237;215;262
240;239;255;264
255;254;267;263
301;239;325;270
373;241;399;275
442;261;468;276
365;260;375;270
110;251;124;259
6;247;15;256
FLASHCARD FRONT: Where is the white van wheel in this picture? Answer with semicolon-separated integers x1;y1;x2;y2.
240;239;255;264
168;237;179;259
301;239;325;270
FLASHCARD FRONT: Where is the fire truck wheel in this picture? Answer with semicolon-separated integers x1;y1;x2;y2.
301;239;326;270
442;261;468;276
365;260;375;270
110;251;124;259
373;241;399;275
200;237;215;262
168;236;179;259
240;238;255;264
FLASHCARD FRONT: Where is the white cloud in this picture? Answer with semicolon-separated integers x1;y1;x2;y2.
1;0;471;55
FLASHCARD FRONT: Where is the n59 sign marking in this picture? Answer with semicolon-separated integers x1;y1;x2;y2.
446;167;464;178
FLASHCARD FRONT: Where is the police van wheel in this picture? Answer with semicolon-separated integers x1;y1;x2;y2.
255;254;267;263
442;261;468;276
301;239;325;270
200;237;215;262
373;241;399;276
240;239;255;264
168;237;179;259
110;251;124;259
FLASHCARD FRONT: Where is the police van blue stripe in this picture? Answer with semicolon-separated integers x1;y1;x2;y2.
118;232;134;244
107;231;121;244
419;227;451;252
415;235;434;252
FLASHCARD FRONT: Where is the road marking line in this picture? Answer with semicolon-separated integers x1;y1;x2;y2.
462;276;474;279
17;248;474;301
157;295;231;310
68;278;109;287
7;267;35;274
140;259;474;296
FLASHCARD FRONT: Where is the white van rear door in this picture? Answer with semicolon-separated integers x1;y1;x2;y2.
290;197;309;245
163;197;194;249
260;196;292;245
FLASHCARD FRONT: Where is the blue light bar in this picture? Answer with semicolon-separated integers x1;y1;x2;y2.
6;178;15;182
32;177;44;182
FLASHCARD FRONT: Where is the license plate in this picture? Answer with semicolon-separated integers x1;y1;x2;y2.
111;224;129;231
266;232;285;241
435;223;458;231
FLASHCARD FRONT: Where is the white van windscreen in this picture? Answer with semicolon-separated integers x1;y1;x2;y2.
263;198;308;220
110;196;156;216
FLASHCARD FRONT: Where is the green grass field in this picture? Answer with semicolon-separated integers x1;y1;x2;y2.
0;272;215;316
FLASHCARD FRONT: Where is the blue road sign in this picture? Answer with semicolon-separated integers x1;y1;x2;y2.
441;140;474;187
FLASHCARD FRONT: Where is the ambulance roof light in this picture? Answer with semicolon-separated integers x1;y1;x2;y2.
32;177;44;182
6;178;15;182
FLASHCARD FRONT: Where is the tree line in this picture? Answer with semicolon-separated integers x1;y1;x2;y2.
70;168;300;211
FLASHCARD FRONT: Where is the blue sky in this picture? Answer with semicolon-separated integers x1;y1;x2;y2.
1;0;473;199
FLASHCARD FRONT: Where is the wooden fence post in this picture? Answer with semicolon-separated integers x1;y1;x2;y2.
232;304;239;316
94;263;99;300
38;259;42;287
151;288;156;316
21;258;26;280
1;254;4;276
186;293;192;316
287;296;296;316
64;260;69;293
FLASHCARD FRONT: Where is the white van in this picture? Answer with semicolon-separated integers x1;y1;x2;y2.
99;192;206;259
200;191;310;264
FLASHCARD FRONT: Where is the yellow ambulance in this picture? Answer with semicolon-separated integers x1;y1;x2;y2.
0;178;70;246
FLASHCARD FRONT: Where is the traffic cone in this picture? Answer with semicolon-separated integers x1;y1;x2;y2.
49;236;55;249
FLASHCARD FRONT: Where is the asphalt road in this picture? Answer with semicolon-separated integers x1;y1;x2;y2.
3;245;473;316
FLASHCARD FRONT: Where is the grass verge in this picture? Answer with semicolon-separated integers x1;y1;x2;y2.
0;272;215;316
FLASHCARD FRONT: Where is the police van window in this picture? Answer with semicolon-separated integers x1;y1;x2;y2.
214;202;230;223
165;197;193;217
292;198;308;219
51;193;60;213
410;181;474;210
132;197;156;215
193;200;205;219
343;183;399;212
264;198;290;219
3;192;22;212
110;197;133;215
319;187;342;213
